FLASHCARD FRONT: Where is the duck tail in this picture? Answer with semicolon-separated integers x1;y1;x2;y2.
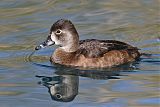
140;53;152;57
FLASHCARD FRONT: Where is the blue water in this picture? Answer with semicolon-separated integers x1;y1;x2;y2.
0;0;160;107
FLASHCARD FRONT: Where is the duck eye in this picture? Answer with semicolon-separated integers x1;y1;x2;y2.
55;94;62;99
55;29;62;34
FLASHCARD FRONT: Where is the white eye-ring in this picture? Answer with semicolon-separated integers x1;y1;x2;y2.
55;29;62;35
56;94;62;99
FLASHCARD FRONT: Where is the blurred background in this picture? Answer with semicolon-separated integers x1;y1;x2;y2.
0;0;159;107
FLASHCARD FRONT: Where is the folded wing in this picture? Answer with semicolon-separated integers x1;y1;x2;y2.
78;39;139;58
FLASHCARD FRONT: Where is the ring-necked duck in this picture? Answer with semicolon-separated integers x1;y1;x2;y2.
35;19;140;68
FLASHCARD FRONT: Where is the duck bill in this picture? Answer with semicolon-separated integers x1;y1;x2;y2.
35;36;55;50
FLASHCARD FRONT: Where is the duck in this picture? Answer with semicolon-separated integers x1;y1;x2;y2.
35;19;140;68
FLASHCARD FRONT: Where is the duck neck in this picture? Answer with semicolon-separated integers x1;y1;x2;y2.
61;43;79;52
61;37;79;53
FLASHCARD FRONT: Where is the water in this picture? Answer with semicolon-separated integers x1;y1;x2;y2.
0;0;160;107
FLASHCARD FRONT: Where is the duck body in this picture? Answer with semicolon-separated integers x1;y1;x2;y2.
51;39;140;68
36;19;140;68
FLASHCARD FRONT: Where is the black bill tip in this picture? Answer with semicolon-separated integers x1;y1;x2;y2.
35;45;42;50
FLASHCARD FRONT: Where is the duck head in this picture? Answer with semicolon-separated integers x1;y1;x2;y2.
35;19;79;52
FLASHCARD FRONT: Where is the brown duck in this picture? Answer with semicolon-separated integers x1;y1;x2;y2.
35;19;140;68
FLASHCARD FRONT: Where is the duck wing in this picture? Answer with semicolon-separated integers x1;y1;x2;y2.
78;39;139;58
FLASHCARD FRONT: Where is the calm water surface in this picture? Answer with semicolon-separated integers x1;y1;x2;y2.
0;0;160;107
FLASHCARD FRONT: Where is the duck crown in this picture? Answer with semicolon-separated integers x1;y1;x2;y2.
50;19;76;33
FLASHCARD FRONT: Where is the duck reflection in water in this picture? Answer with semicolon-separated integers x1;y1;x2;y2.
36;72;79;102
36;63;138;102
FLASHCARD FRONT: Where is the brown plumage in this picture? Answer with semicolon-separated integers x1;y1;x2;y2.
36;19;141;68
51;39;140;68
